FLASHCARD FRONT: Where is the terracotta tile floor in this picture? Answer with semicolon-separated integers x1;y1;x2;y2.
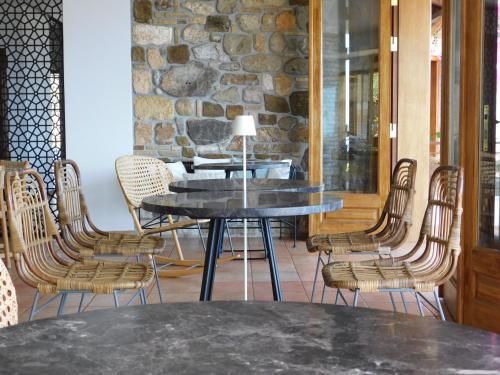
7;236;450;322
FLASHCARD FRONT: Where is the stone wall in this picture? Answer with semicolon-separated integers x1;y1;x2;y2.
131;0;309;168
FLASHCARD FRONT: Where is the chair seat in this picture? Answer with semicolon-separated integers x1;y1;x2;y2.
322;260;436;292
37;260;154;294
307;232;380;255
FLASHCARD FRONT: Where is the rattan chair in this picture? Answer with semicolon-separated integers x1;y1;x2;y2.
116;155;237;277
55;159;166;302
0;160;29;268
5;169;154;320
0;258;17;328
307;159;417;302
322;166;463;320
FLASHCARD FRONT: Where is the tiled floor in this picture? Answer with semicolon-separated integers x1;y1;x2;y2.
7;235;450;322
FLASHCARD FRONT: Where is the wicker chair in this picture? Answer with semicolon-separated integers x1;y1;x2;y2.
0;160;29;268
116;155;235;277
0;258;17;328
5;169;154;320
322;166;463;320
55;159;166;302
307;159;417;302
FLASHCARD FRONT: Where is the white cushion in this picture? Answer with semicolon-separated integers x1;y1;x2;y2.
193;156;230;179
266;159;292;179
166;161;187;182
183;171;225;180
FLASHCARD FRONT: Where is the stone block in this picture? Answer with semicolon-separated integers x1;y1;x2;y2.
289;90;308;117
276;10;297;31
284;57;308;75
212;86;240;103
134;0;153;23
175;98;194;116
133;24;173;45
132;46;145;62
269;32;286;53
258;113;277;125
289;123;308;142
223;34;252;55
147;48;165;69
264;94;290;113
243;87;261;103
134;96;174;120
226;105;244;120
167;44;190;64
176;135;190;146
221;73;259;85
203;101;225;117
182;24;210;44
254;33;266;52
182;0;215;15
206;15;231;32
242;54;281;73
274;74;293;96
187;119;232;145
278;116;298;130
192;44;219;60
237;14;261;32
161;62;218;96
133;68;152;95
217;0;238;13
135;122;153;146
155;123;175;144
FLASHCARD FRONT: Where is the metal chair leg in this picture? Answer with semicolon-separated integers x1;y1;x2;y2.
311;252;323;303
78;293;86;313
415;292;425;317
224;219;234;256
320;253;332;303
113;290;120;308
151;255;164;304
293;216;297;247
389;292;397;312
337;289;349;305
334;289;340;305
28;291;40;321
57;292;67;317
433;289;446;321
353;289;360;307
400;291;408;313
197;220;207;253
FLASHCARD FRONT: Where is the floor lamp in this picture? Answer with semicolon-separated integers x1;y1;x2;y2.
232;115;256;301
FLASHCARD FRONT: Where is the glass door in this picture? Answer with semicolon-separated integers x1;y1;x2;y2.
462;0;500;333
309;0;391;235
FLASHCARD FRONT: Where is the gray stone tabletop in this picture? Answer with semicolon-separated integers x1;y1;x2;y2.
142;191;342;219
0;302;498;375
193;160;288;171
169;178;324;193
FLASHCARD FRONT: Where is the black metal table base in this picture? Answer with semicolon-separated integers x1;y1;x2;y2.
200;218;282;302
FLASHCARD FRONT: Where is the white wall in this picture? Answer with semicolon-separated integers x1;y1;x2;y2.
63;0;133;229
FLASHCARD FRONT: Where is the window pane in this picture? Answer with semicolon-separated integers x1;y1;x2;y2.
478;0;500;249
322;0;379;193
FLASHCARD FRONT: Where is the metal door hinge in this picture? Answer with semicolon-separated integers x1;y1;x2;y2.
390;123;397;138
390;37;398;52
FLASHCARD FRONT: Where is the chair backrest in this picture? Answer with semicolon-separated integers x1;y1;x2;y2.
371;158;417;246
115;155;173;232
405;165;463;287
4;169;70;291
0;258;17;328
54;160;86;233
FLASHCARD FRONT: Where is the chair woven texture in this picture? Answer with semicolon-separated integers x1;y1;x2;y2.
307;158;417;256
55;160;166;257
5;170;154;295
0;258;17;328
322;165;463;292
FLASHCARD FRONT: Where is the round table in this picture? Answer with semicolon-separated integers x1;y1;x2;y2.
1;302;498;374
193;161;289;179
169;178;324;193
143;191;342;301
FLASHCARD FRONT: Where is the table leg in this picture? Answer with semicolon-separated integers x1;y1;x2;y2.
225;170;231;179
261;218;283;301
252;169;256;178
200;218;224;301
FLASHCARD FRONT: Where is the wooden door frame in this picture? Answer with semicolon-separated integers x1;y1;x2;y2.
460;0;500;332
308;0;392;235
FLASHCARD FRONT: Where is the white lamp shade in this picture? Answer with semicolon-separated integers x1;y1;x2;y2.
232;115;256;136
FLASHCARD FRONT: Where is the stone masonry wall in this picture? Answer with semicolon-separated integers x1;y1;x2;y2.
131;0;309;168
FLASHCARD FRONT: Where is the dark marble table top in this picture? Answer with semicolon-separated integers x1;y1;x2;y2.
169;178;324;193
193;160;288;171
142;191;342;219
0;302;498;375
